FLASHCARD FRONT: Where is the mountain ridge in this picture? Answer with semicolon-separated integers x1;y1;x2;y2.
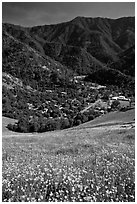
2;16;135;131
3;16;135;84
3;16;135;77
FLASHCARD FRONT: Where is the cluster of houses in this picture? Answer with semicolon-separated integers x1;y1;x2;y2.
25;74;132;121
81;94;131;115
109;94;131;107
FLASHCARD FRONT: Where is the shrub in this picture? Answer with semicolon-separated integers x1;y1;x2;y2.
88;114;95;121
82;114;88;123
75;119;82;126
30;121;40;132
111;100;120;110
6;123;14;131
17;118;30;132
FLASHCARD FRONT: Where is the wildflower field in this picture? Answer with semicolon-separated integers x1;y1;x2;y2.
2;111;135;202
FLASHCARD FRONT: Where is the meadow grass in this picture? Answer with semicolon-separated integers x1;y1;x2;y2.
2;123;135;202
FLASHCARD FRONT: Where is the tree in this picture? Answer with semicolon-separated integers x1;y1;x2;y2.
50;71;59;84
111;100;120;110
61;118;70;129
75;119;82;126
17;117;29;132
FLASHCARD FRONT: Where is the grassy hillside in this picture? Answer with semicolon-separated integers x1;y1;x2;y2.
2;16;135;202
2;109;135;202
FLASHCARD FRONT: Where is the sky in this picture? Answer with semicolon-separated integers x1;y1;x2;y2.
2;2;135;27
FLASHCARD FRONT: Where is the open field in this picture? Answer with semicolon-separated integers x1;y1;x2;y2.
2;109;135;202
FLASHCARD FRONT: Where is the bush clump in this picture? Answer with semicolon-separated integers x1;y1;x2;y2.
7;117;71;133
7;108;102;133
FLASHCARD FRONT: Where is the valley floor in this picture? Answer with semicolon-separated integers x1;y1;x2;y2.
2;109;135;202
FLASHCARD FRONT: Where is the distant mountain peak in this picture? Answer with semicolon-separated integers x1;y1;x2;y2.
3;16;135;82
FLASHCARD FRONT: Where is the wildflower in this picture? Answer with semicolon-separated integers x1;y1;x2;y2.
72;187;75;192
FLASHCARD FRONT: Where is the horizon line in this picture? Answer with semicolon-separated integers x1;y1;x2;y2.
2;15;135;28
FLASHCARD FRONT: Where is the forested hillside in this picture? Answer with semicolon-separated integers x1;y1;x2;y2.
2;16;135;132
